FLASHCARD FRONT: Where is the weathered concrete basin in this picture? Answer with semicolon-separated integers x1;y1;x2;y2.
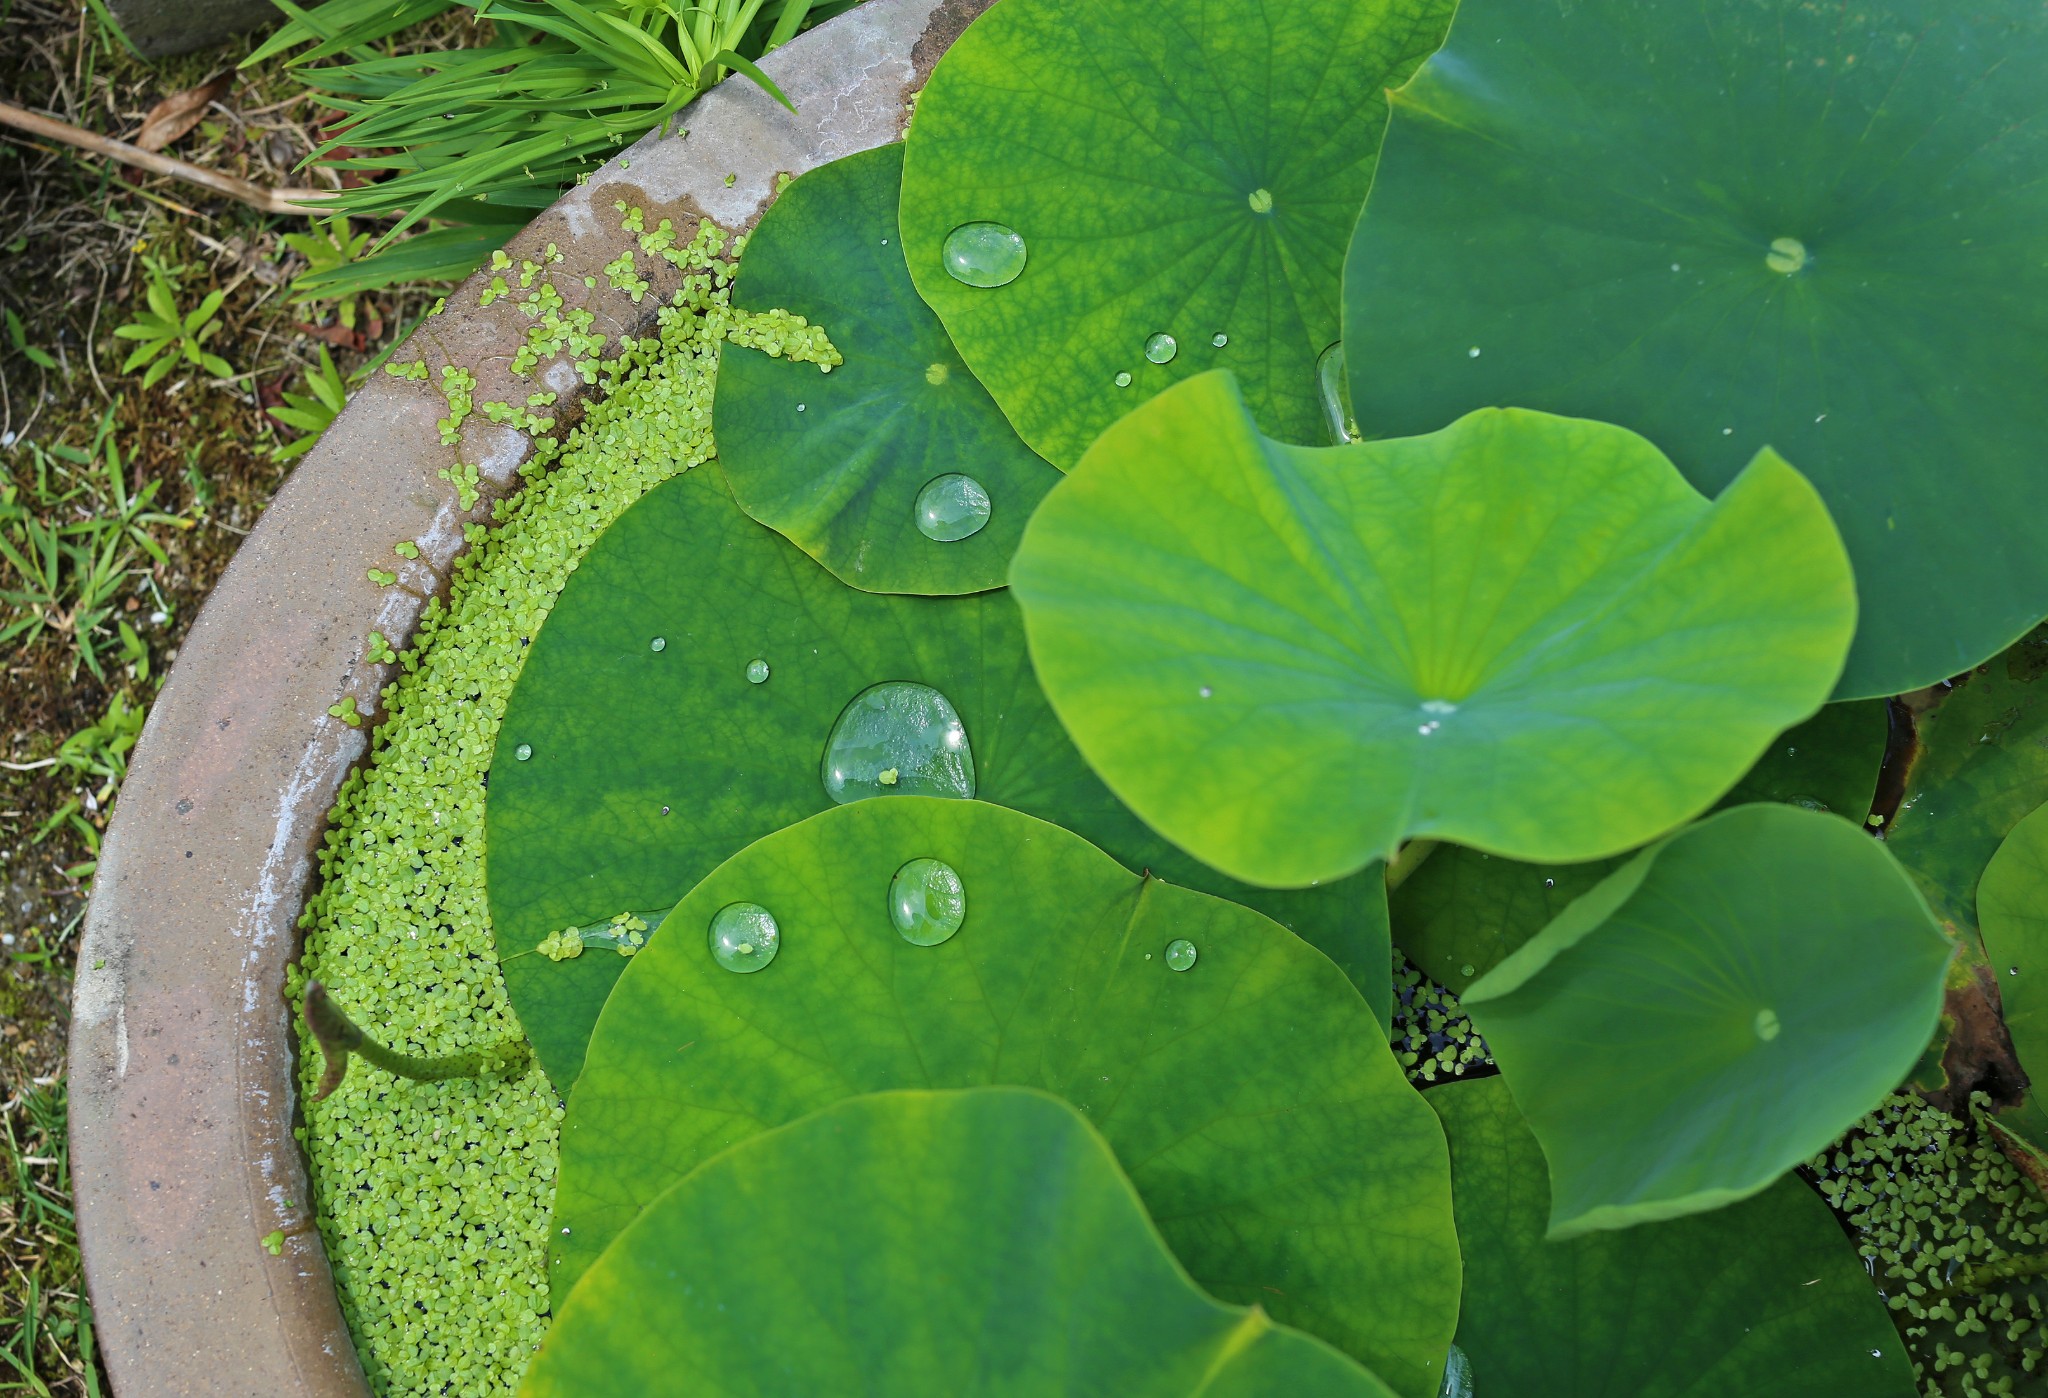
68;2;986;1391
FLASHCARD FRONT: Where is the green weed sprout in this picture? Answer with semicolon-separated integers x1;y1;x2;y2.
111;258;233;389
280;217;375;332
303;981;529;1101
268;348;349;463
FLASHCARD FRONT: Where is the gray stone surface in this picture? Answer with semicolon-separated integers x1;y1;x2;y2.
105;0;275;58
68;1;981;1391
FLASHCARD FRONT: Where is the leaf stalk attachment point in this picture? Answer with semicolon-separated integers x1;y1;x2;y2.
304;979;529;1101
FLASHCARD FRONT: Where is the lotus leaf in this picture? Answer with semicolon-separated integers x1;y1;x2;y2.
1465;804;1952;1237
524;1089;1401;1398
714;143;1058;594
552;797;1458;1397
1008;372;1856;888
1428;1077;1919;1397
488;464;1390;1086
1887;626;2048;951
897;0;1452;467
1341;0;2048;699
1977;801;2048;1081
1392;699;1888;987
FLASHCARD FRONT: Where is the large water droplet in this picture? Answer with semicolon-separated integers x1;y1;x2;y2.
708;902;779;973
650;636;666;652
889;858;966;946
514;743;533;761
914;474;991;543
942;222;1027;288
1315;342;1358;444
1753;1007;1782;1042
1766;236;1809;274
821;682;976;804
1144;332;1177;365
1438;1343;1474;1398
746;658;770;685
1247;188;1273;214
1165;938;1197;972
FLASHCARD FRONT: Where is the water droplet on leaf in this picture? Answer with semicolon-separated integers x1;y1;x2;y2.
821;682;975;804
746;659;770;685
1144;332;1177;365
708;902;780;974
1439;1343;1474;1398
1114;371;1132;388
514;743;533;761
914;474;991;542
941;221;1027;288
650;637;666;652
889;858;966;946
1315;342;1358;444
1165;938;1197;971
1211;332;1228;348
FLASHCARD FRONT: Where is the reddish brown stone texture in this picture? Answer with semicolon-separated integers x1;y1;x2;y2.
69;2;964;1392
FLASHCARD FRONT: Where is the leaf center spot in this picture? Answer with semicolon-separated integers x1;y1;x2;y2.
1765;237;1809;275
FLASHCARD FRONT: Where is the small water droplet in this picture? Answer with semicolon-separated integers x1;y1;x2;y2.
1165;938;1197;971
914;474;991;542
797;403;807;413
1753;1007;1782;1042
746;658;770;684
1439;1343;1474;1398
514;743;533;761
1766;236;1809;274
1721;426;1733;435
1315;342;1358;444
1247;188;1273;213
708;902;779;973
1144;331;1177;365
1869;1349;1883;1359
941;221;1027;288
1543;878;1555;889
1467;346;1481;358
1211;332;1228;348
1198;685;1213;699
880;237;889;246
821;682;975;804
1460;964;1475;977
650;637;666;652
660;805;671;815
1114;371;1132;388
2010;966;2021;977
1671;262;1682;272
889;858;966;946
1420;699;1458;716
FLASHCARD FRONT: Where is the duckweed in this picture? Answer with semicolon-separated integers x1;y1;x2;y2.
1389;950;1492;1086
295;211;838;1396
1809;1093;2048;1396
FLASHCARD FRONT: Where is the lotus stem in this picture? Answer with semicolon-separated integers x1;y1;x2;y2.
303;980;529;1101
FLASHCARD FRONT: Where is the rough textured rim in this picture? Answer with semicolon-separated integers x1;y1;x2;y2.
67;2;989;1391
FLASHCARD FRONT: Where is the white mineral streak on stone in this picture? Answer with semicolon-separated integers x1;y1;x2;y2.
239;719;364;1016
543;357;580;396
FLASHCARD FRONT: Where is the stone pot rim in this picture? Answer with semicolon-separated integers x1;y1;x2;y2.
67;1;986;1390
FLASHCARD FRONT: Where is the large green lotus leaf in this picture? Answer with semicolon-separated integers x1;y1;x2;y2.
524;1089;1401;1398
1887;626;2048;953
1392;699;1888;988
896;0;1452;468
1976;801;2048;1080
1008;372;1856;887
714;143;1059;594
1340;0;2048;700
487;464;1388;1089
554;798;1458;1398
1465;804;1953;1237
1428;1077;1919;1397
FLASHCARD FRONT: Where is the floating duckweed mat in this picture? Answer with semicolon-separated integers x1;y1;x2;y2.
293;215;835;1396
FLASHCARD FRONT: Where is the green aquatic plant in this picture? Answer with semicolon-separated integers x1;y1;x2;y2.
1008;372;1856;885
302;981;530;1099
1339;0;2048;699
550;796;1458;1394
527;1089;1404;1397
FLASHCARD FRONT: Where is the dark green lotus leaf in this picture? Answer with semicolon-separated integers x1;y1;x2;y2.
1341;0;2048;699
1887;626;2048;954
897;0;1452;468
1976;801;2048;1080
1465;804;1952;1237
1008;372;1856;888
488;465;1388;1088
1429;1077;1919;1397
1393;699;1888;988
553;798;1458;1398
714;143;1059;594
525;1089;1401;1398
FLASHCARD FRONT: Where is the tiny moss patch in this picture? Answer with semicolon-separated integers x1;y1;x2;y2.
295;214;836;1396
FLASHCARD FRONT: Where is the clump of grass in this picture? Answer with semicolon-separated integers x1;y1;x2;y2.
0;1078;101;1398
